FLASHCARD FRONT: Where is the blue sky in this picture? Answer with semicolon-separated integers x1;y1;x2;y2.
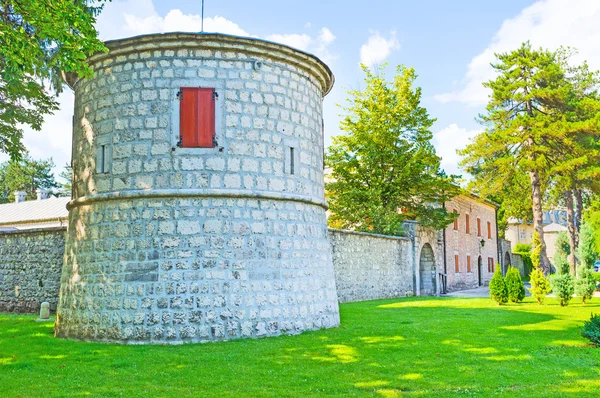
6;0;600;179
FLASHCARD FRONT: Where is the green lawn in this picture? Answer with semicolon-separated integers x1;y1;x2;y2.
1;297;599;397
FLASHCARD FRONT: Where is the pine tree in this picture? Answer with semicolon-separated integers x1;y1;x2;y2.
460;43;600;274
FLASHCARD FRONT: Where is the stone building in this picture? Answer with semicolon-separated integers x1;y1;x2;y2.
443;194;499;291
505;209;569;264
54;33;340;344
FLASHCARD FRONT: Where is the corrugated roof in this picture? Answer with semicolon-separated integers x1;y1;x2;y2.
0;197;70;226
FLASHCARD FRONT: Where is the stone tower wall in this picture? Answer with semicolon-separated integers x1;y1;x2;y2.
55;33;339;343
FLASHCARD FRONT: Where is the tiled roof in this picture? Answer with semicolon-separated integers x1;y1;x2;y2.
0;197;70;226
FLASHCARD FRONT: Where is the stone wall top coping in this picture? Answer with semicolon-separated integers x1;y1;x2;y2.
67;188;329;210
64;32;334;96
328;228;411;241
0;226;67;236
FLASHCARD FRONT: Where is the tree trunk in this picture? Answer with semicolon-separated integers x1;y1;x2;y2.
565;189;577;275
575;188;583;244
529;169;551;274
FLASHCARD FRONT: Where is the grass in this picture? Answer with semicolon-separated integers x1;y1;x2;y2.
1;296;599;397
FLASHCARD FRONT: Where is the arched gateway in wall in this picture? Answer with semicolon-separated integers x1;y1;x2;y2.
54;33;340;344
419;243;436;295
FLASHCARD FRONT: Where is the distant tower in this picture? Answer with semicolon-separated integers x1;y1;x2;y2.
55;33;340;343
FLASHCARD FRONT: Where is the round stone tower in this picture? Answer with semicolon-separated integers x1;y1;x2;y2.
55;33;340;343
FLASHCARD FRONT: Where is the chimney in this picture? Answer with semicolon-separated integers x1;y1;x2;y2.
14;191;26;203
36;188;49;201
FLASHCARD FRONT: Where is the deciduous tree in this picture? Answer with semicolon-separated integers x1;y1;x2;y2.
326;65;459;235
0;0;108;160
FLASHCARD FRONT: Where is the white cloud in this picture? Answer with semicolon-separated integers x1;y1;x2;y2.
359;30;400;67
435;0;600;106
266;33;312;51
124;9;250;37
267;27;338;64
432;124;482;175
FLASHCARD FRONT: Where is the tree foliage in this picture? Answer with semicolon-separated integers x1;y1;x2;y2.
489;267;508;305
574;268;596;304
529;266;551;305
553;231;570;275
550;274;574;307
505;266;525;303
0;157;58;201
0;0;108;160
460;42;600;274
58;163;72;197
578;221;598;270
583;198;600;254
326;65;460;235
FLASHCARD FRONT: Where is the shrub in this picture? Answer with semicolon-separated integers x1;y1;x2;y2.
529;266;551;304
574;268;597;304
489;267;508;305
550;274;574;307
581;313;600;347
514;243;532;253
505;266;525;303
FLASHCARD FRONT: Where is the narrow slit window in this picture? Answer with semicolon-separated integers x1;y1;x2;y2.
467;255;471;273
454;255;459;273
99;145;106;173
290;147;295;175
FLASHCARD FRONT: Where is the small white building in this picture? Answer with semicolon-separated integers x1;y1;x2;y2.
0;191;69;231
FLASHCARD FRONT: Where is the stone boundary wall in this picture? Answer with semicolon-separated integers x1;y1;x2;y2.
1;226;438;313
328;228;414;303
0;227;66;313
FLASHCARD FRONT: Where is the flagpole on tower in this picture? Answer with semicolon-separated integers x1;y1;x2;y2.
201;0;205;32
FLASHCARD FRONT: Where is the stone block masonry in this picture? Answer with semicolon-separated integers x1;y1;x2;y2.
0;227;66;313
329;229;414;303
55;33;340;344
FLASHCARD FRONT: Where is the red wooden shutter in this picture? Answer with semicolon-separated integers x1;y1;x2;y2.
466;214;470;234
487;221;491;239
453;211;459;230
467;256;471;272
477;218;481;236
455;255;459;272
180;87;215;148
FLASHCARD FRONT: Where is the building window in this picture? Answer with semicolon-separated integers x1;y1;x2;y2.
178;87;216;148
96;136;111;174
465;214;470;234
453;211;459;231
488;257;495;272
487;221;492;239
477;218;481;237
467;255;471;273
455;254;459;273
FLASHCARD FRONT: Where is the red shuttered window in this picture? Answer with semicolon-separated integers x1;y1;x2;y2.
465;214;470;234
477;218;481;237
487;221;492;239
453;211;459;230
455;255;459;273
179;87;216;148
467;255;471;273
